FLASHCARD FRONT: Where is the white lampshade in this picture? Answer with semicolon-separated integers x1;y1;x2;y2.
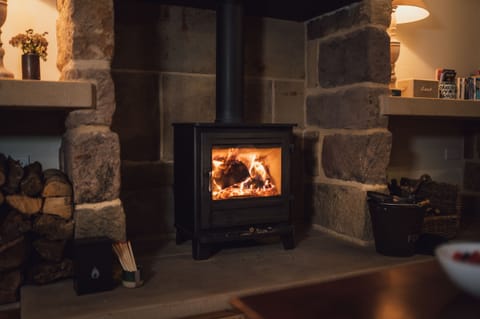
393;0;430;24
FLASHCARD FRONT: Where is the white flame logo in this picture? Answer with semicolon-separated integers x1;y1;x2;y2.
90;266;100;279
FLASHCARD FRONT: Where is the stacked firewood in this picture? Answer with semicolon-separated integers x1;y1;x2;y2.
0;153;74;305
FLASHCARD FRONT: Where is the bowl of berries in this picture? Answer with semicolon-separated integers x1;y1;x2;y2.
435;242;480;298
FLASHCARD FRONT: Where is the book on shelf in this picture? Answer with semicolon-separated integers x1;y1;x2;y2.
455;75;480;100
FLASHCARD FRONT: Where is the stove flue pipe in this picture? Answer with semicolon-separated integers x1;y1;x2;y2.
216;0;244;124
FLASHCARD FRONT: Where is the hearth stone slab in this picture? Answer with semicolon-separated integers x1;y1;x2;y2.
21;230;430;319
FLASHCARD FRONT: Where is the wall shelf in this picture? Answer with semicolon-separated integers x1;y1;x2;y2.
381;96;480;119
0;79;94;110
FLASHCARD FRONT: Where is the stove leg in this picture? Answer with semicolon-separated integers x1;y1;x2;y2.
281;233;295;250
176;229;187;245
192;239;212;260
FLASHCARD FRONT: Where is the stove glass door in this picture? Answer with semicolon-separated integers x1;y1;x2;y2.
211;146;282;200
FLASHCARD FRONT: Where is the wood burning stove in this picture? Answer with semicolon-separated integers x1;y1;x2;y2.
173;0;295;259
173;123;295;259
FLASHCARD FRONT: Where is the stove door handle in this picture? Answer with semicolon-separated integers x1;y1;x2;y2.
208;171;212;192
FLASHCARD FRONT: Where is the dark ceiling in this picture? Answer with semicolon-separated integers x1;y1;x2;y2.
155;0;361;21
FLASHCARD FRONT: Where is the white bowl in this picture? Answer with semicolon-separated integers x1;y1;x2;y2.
435;242;480;298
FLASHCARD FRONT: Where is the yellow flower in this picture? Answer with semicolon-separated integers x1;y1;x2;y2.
9;29;49;61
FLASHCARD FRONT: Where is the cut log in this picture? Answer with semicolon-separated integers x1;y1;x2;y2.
42;169;72;197
0;236;28;272
33;239;66;262
20;161;44;197
0;210;32;244
0;153;6;187
0;237;25;255
33;214;74;241
2;157;24;195
42;196;73;220
5;194;42;215
27;258;73;285
0;269;22;305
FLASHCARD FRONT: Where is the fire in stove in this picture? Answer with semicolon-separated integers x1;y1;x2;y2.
211;147;282;200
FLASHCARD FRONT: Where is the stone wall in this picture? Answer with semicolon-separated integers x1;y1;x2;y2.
304;0;392;244
54;0;395;244
57;0;126;241
463;132;480;216
111;2;306;238
464;133;480;192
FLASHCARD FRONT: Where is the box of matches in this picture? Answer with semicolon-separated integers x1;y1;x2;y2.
73;237;114;295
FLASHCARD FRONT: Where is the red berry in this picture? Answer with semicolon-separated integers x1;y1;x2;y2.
468;251;480;264
453;251;463;261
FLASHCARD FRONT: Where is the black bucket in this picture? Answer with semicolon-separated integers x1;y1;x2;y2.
367;191;425;257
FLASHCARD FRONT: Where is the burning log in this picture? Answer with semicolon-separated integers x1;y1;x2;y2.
211;147;281;200
42;169;72;197
214;158;250;189
20;162;44;197
6;194;42;215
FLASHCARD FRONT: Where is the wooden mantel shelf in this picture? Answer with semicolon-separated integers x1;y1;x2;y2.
381;96;480;118
0;79;94;110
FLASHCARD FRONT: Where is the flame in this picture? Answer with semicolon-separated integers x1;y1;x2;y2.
211;147;281;200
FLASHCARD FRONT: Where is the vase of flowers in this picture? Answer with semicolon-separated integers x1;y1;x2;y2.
9;29;48;80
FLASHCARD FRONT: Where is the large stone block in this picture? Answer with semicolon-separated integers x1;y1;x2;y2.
244;16;305;79
303;130;320;177
307;0;391;40
74;199;126;241
322;132;392;184
121;161;173;191
306;40;319;88
62;127;121;204
318;27;390;87
113;4;216;73
244;78;273;124
63;67;116;128
274;81;305;127
57;0;114;70
113;4;304;79
464;161;480;192
161;73;216;161
477;134;480;158
307;183;373;241
111;71;160;161
121;186;175;238
306;85;389;129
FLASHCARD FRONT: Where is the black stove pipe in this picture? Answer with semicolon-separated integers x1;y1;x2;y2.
216;0;244;124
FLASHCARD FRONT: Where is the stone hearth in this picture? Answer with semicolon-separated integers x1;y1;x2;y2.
111;0;393;246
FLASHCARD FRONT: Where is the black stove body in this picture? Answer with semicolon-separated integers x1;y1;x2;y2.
173;0;295;259
173;123;295;259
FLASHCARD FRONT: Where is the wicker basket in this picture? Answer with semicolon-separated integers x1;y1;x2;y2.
397;176;462;239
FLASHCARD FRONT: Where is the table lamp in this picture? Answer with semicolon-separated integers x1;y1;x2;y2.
389;0;430;88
